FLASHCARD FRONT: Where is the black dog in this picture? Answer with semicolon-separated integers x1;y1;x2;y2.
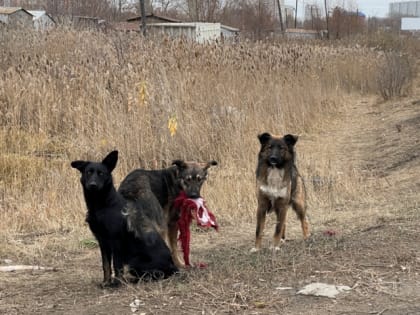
71;151;178;286
118;160;218;268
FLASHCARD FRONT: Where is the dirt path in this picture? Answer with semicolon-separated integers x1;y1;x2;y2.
1;92;419;314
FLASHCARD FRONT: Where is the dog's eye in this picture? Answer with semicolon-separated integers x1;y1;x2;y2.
196;175;201;181
185;175;192;181
86;170;93;175
98;171;104;177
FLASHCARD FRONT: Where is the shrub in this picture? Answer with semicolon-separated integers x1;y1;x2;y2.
376;52;414;100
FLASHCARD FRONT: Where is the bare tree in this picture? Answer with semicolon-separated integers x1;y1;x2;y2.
329;5;365;38
174;0;222;22
303;4;323;31
1;0;145;21
17;0;123;20
221;0;277;39
152;0;173;13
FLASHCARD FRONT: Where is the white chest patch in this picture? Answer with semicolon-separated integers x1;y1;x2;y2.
259;168;288;199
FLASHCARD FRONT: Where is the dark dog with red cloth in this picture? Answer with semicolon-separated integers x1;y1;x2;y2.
118;159;218;268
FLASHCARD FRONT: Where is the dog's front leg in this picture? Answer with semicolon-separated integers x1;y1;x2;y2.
251;196;271;252
97;239;112;286
273;202;288;250
168;223;185;268
111;243;125;286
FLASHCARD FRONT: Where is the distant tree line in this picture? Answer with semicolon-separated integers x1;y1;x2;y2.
2;0;402;39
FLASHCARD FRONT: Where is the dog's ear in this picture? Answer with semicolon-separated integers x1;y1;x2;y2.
204;160;218;170
102;150;118;172
258;132;272;145
71;160;88;172
284;134;298;147
172;159;187;170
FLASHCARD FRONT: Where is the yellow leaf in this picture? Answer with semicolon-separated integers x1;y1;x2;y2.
100;138;108;147
138;81;148;106
168;115;178;137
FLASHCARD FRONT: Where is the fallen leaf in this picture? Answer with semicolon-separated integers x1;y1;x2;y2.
254;301;266;308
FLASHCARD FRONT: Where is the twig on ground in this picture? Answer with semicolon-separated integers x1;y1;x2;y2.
376;308;388;315
15;229;71;238
196;283;219;299
0;265;57;272
362;225;385;232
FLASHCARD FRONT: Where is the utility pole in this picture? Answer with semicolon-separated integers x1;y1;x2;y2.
295;0;298;28
311;6;314;29
324;0;330;39
277;0;284;32
140;0;147;36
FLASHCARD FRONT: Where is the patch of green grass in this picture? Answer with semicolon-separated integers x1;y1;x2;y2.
79;238;98;249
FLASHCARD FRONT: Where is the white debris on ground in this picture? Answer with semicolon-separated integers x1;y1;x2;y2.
0;265;56;272
297;282;352;298
129;298;145;313
275;286;294;290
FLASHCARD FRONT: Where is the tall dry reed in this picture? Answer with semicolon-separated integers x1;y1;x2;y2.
0;28;385;234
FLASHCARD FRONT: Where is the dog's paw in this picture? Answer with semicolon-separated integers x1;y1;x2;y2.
270;240;285;252
250;247;260;253
99;280;119;289
174;261;186;269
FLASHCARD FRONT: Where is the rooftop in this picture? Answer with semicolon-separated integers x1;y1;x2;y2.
27;10;46;19
0;7;28;15
127;13;181;23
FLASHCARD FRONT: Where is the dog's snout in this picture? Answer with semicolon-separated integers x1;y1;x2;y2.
87;181;98;190
269;156;279;165
188;192;200;199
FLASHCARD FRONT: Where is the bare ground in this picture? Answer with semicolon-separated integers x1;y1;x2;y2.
1;90;419;314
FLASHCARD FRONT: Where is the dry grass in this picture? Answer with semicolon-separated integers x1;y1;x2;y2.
1;28;420;315
0;28;386;235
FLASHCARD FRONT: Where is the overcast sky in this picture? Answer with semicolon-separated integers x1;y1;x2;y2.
284;0;394;18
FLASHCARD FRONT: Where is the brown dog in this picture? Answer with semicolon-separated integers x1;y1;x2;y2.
251;133;310;252
118;160;218;268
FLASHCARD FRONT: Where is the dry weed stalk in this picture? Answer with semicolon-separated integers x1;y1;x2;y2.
0;28;396;234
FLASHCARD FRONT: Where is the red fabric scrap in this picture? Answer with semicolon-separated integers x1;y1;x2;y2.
174;191;218;266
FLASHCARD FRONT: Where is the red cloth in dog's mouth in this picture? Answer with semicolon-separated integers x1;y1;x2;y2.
174;191;218;266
